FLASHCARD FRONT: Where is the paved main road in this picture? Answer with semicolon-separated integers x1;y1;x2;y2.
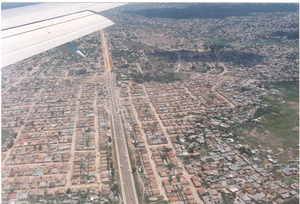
108;73;138;204
101;30;138;204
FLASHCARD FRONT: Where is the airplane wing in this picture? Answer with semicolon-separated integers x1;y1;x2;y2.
1;3;126;68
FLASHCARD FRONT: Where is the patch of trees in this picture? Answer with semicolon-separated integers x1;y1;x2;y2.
111;184;120;195
123;64;130;68
150;50;177;62
193;54;200;59
254;104;274;118
130;71;189;83
239;146;252;156
143;61;152;71
209;44;226;52
144;194;150;204
7;140;14;149
221;192;236;204
271;30;299;40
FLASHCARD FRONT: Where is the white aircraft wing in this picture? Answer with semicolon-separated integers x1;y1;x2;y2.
1;3;126;68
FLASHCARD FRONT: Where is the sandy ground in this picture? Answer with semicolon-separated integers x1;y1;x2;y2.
288;101;299;112
250;128;283;147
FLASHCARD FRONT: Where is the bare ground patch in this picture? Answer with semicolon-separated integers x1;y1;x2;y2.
83;76;104;83
292;126;299;132
279;110;286;114
90;77;104;83
288;101;299;110
250;127;283;147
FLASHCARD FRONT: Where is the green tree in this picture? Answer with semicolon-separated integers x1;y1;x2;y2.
176;174;181;182
80;163;85;174
111;184;119;192
144;194;150;204
66;188;71;194
7;140;14;149
143;72;152;82
161;154;167;160
164;147;172;152
188;147;194;153
167;163;175;170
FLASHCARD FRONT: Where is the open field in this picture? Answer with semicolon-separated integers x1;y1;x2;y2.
83;76;104;83
254;38;299;48
236;81;299;167
203;37;246;49
249;81;299;162
254;82;299;149
203;37;233;45
228;43;247;48
250;128;283;147
1;129;10;145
